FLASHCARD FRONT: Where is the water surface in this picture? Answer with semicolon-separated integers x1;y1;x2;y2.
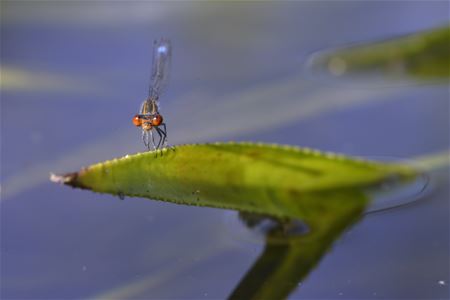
1;2;449;299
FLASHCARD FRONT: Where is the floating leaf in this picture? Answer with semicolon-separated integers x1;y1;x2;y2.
309;26;450;79
52;142;417;224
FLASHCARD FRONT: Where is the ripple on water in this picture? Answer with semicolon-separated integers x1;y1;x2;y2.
364;156;431;214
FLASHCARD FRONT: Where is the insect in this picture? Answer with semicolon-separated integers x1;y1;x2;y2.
132;38;171;151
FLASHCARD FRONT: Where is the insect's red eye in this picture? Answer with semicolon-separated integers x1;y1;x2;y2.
151;114;163;126
132;115;142;127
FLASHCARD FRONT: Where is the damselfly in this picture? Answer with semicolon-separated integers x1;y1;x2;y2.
132;38;171;150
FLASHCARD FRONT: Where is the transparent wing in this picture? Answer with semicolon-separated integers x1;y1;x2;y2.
148;38;172;100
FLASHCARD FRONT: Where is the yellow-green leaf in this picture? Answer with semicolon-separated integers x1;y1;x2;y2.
52;142;417;224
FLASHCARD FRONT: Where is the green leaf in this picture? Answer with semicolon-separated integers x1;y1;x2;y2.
53;142;419;299
52;142;416;223
310;26;450;79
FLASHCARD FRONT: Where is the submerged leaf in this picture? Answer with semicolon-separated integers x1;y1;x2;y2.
52;142;417;223
229;190;366;299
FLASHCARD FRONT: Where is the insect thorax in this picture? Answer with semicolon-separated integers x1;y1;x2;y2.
140;99;159;115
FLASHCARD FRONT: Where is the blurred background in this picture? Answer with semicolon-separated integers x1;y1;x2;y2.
1;2;449;299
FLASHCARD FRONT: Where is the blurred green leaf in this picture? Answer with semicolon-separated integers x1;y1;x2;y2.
53;142;416;223
310;26;450;79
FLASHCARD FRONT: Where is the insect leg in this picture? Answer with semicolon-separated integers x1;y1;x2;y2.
160;123;174;151
151;129;164;157
156;127;167;149
155;127;163;149
142;131;149;149
149;130;157;151
142;131;146;147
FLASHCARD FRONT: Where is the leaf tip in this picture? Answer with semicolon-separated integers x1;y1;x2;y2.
50;171;89;190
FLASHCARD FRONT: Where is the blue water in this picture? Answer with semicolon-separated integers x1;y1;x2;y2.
1;2;449;299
